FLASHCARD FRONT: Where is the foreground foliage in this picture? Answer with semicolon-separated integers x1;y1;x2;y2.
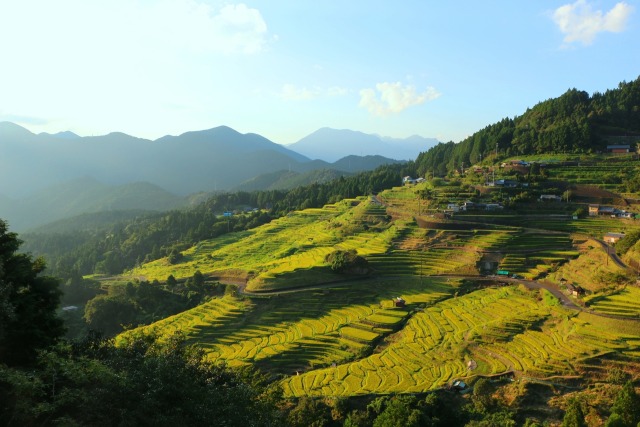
0;220;64;366
0;332;283;427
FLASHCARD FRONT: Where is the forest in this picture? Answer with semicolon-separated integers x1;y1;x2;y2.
415;77;640;176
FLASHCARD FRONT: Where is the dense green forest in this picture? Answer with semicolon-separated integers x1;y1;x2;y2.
416;77;640;176
21;163;415;279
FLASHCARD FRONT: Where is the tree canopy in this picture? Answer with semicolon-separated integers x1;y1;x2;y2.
416;77;640;176
0;219;64;366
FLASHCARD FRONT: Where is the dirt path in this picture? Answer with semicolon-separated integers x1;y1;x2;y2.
230;271;640;325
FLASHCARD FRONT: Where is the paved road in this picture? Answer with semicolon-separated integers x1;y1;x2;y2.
593;238;629;270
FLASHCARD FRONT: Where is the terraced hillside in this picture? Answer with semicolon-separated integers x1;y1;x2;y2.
118;277;457;375
283;285;639;396
119;180;640;401
129;198;399;291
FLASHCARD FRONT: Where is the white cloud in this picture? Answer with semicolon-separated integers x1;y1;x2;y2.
552;0;633;46
279;84;349;101
359;82;440;116
0;1;271;136
0;1;270;56
280;84;321;101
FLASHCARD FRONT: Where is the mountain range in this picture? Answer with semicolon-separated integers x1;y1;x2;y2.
0;122;432;230
286;127;439;162
0;122;431;198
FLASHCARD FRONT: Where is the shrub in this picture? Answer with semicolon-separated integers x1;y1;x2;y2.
324;250;368;273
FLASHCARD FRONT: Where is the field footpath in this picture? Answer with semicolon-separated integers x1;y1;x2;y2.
221;272;640;326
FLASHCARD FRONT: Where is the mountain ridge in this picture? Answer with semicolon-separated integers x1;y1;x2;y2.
287;127;439;162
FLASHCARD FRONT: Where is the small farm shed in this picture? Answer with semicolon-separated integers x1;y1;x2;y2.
565;283;585;296
607;144;630;154
603;232;625;244
394;297;406;307
452;380;467;391
402;176;417;184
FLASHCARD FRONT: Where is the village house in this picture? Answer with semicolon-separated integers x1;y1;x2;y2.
446;203;460;212
461;201;475;211
603;232;625;244
402;176;417;185
485;203;503;211
566;283;585;297
539;194;562;202
494;179;519;188
600;206;618;217
589;204;625;217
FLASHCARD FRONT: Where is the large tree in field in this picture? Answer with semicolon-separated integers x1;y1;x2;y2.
0;219;64;366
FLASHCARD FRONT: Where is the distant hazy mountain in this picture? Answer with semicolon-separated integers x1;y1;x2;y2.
24;210;155;235
39;130;81;139
0;122;407;228
0;123;405;198
287;128;439;162
0;177;186;231
233;169;350;192
233;155;403;192
0;123;311;197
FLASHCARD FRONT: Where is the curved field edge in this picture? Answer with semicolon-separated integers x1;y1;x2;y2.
116;277;461;373
281;284;640;397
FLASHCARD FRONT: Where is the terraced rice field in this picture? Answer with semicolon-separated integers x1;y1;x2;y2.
282;285;640;397
119;278;456;375
128;198;399;290
495;232;579;278
548;238;633;301
119;180;640;399
586;286;640;318
546;159;637;192
525;216;640;236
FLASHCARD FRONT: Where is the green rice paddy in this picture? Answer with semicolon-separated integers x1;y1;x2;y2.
118;180;640;398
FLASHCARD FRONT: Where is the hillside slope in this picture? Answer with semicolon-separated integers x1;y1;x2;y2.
0;178;186;231
416;76;640;176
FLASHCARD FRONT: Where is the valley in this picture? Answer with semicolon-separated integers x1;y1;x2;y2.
106;153;640;423
3;76;640;425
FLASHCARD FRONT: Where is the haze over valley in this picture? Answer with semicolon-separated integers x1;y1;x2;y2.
0;122;415;230
2;1;640;426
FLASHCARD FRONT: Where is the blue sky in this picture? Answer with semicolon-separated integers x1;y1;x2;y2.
0;0;638;145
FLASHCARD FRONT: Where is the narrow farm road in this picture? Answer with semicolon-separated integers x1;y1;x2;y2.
228;273;640;325
593;238;629;270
